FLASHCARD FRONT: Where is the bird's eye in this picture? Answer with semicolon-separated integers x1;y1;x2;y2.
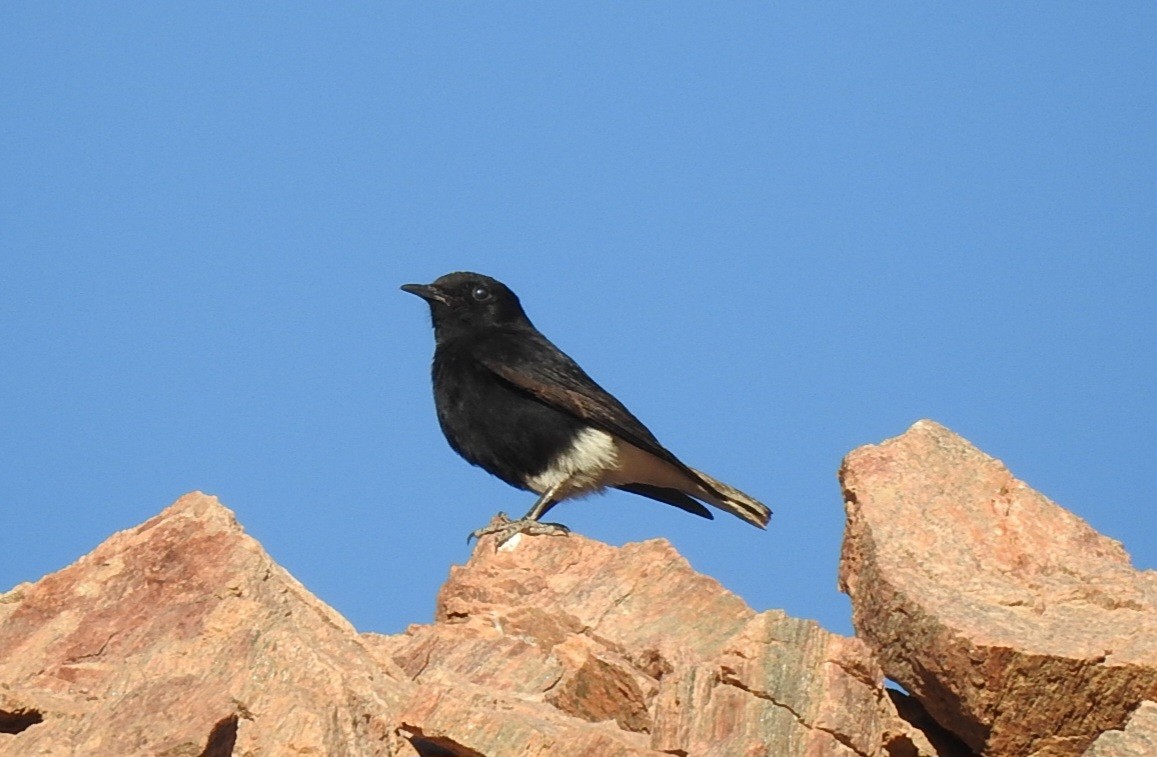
471;285;491;302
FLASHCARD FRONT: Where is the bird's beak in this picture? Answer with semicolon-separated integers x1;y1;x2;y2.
401;283;449;305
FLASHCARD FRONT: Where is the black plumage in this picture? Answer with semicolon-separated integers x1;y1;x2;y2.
401;271;770;541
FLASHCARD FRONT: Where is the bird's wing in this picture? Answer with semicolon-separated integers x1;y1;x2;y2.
474;329;714;488
474;328;772;529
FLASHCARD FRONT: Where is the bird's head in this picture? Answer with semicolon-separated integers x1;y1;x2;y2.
402;272;531;342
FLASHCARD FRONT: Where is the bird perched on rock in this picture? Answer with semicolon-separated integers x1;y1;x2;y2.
401;271;770;543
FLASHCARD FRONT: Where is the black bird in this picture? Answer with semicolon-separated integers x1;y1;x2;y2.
401;271;770;542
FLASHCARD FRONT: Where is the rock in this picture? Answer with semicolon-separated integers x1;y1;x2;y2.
378;531;933;757
1083;702;1157;756
8;425;1152;755
0;492;416;756
839;420;1157;757
0;491;930;757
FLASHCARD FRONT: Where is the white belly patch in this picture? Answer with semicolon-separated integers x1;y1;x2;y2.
525;427;619;497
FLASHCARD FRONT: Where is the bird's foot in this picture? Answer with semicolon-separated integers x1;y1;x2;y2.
468;512;570;547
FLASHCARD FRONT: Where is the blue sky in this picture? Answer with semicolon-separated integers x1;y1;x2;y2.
2;5;1153;636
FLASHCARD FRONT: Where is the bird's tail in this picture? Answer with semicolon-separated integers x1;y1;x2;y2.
689;468;772;529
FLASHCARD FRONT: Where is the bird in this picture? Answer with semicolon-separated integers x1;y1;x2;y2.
401;271;770;543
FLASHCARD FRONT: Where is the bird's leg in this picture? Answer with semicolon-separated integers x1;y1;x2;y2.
521;487;561;521
469;481;572;546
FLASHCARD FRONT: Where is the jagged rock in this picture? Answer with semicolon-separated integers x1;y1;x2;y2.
0;491;931;757
378;531;933;757
1083;702;1157;756
839;420;1157;757
0;492;415;756
8;424;1150;756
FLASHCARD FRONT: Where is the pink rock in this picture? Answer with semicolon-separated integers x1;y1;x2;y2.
0;492;414;756
839;420;1157;757
383;530;931;756
0;491;929;756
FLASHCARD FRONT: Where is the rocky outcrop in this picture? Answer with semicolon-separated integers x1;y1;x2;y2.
0;494;925;757
0;492;414;756
376;526;930;757
839;420;1157;757
0;420;1150;756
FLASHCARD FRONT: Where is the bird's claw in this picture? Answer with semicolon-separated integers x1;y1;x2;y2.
467;511;570;547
